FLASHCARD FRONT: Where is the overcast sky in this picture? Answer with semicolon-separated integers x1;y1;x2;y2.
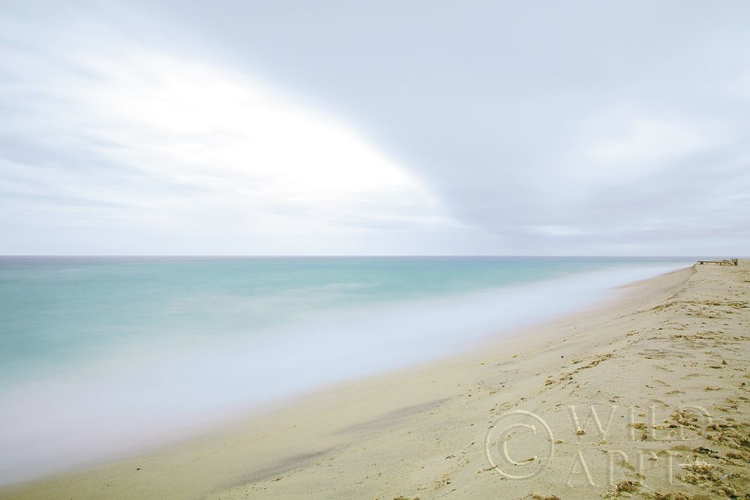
1;1;748;255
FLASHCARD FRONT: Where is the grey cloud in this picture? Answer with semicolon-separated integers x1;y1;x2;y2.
2;1;749;254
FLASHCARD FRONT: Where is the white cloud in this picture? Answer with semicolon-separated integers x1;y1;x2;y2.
3;3;750;255
566;109;725;185
0;19;456;252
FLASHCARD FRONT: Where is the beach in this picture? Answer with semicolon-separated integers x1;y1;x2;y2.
2;260;749;499
3;2;749;498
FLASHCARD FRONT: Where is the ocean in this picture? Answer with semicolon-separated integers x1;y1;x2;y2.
0;256;692;485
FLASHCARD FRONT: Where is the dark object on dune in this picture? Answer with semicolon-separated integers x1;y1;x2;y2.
697;258;738;266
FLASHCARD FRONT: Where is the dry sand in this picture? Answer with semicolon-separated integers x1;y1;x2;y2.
2;261;749;500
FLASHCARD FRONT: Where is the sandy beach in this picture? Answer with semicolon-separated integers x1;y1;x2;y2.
2;261;748;500
3;2;748;498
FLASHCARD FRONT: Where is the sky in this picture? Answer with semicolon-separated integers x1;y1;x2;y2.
1;1;749;256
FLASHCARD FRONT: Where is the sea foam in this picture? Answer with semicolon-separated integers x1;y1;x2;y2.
0;258;690;484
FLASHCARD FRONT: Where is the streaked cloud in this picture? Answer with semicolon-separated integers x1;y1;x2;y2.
1;1;749;255
0;8;466;254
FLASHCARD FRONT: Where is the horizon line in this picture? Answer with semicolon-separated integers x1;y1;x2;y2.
0;254;728;259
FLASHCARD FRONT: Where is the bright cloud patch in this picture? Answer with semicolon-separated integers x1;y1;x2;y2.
566;109;724;185
0;21;448;252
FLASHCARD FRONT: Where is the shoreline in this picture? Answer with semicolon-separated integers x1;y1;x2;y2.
3;261;749;499
0;261;689;487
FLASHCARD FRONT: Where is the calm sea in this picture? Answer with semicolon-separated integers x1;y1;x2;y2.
0;256;691;485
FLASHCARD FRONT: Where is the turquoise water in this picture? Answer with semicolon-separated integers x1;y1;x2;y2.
0;256;684;388
0;256;692;485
